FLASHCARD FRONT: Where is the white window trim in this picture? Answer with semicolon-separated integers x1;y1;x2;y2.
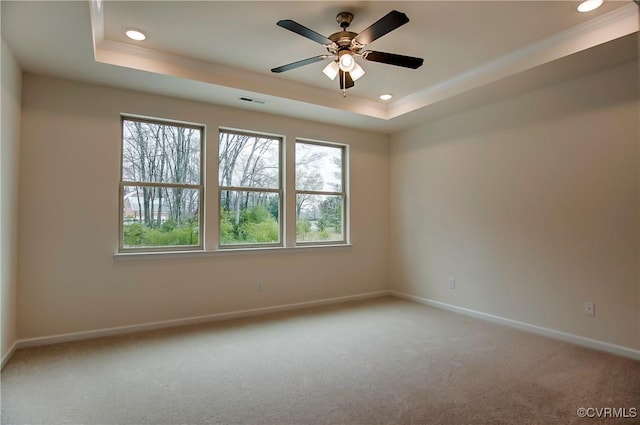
295;138;349;246
119;115;205;253
217;129;284;249
115;118;352;256
113;243;354;260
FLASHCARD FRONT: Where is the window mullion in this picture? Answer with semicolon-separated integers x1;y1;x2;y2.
122;181;202;190
295;190;344;196
219;186;280;194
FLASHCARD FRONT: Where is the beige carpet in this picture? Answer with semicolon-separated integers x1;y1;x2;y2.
1;297;639;425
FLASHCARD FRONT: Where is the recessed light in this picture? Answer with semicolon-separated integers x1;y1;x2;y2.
577;0;603;13
125;29;146;41
380;94;393;101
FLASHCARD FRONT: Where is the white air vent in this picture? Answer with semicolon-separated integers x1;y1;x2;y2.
239;97;267;105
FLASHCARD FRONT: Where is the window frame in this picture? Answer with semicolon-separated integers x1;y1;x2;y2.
217;128;284;249
118;115;205;253
295;138;348;246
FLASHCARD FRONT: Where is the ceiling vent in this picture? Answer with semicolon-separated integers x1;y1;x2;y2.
239;96;267;105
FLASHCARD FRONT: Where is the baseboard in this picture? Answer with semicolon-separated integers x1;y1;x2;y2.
15;289;635;362
1;341;18;371
15;290;391;351
390;290;640;361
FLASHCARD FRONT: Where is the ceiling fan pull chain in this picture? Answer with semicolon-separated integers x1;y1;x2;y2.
342;72;347;98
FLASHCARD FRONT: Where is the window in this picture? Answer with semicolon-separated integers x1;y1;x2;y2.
295;140;347;244
118;117;348;254
120;117;203;252
218;130;282;247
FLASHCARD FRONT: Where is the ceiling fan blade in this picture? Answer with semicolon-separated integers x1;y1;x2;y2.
271;55;329;73
339;70;355;89
362;51;424;69
277;19;333;45
353;10;409;45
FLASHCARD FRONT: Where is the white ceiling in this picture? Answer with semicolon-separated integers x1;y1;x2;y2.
2;1;638;133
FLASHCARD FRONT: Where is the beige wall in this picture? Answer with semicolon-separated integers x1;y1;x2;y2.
1;38;22;361
17;74;390;339
390;61;640;350
13;55;640;353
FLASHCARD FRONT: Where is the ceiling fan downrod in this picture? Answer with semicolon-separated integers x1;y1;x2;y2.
336;12;354;29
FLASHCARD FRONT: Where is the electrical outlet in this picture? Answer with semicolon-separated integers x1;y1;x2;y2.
448;277;456;289
256;280;264;292
584;302;595;316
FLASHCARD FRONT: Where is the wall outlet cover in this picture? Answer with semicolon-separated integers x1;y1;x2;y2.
584;302;595;316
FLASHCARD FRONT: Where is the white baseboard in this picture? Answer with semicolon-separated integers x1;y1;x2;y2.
14;290;391;351
1;341;18;371
11;290;636;363
390;290;640;361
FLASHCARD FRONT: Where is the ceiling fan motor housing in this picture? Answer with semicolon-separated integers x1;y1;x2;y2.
327;31;360;54
329;12;364;55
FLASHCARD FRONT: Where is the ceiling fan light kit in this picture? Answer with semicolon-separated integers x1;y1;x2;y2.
271;10;424;97
322;61;340;80
349;62;365;81
338;51;355;72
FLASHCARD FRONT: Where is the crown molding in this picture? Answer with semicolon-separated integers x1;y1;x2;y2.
89;0;104;53
88;0;386;120
89;0;638;123
389;3;639;119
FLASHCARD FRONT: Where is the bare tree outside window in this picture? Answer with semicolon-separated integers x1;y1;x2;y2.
118;120;346;252
295;141;346;243
120;117;203;251
218;130;282;246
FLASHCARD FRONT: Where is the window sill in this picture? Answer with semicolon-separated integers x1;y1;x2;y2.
114;244;353;260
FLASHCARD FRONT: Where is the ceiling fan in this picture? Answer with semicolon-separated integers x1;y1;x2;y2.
271;10;424;95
